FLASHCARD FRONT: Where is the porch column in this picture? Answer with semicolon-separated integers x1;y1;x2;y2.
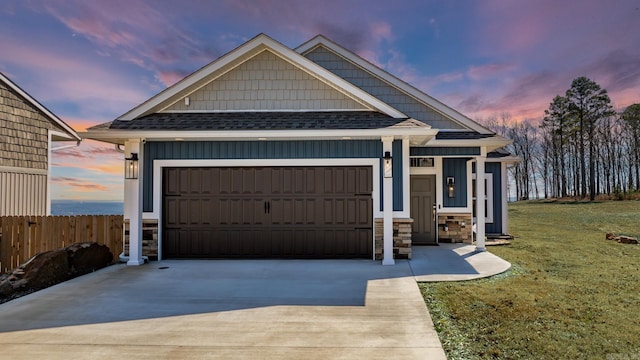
381;136;395;265
125;139;144;266
475;150;486;252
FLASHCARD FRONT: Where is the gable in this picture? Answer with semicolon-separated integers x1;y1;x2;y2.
164;50;368;112
304;46;464;130
0;73;80;142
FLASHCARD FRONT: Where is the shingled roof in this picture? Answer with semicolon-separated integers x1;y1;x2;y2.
101;111;409;131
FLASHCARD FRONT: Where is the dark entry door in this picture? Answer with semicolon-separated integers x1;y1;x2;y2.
410;175;436;245
162;166;373;259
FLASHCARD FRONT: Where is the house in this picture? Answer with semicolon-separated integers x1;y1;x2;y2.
83;34;516;265
0;73;81;216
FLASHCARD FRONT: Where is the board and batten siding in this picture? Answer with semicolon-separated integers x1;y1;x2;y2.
410;146;480;156
165;50;368;112
484;162;503;234
0;169;47;216
0;80;59;170
442;158;468;208
304;46;465;130
143;140;404;213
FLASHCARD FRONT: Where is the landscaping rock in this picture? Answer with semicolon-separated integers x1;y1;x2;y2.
617;236;638;244
605;233;639;244
0;242;114;303
66;242;113;276
0;279;14;297
13;249;70;291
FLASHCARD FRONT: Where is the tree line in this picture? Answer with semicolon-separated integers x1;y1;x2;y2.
481;76;640;201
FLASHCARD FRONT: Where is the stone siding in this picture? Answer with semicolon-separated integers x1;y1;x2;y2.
438;213;473;244
124;219;159;259
374;218;413;260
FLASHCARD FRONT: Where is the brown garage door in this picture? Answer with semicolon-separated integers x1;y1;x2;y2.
162;166;373;259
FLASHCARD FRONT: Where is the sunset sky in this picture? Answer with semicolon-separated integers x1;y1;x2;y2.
1;0;639;200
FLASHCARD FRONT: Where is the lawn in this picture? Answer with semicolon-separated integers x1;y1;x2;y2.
420;200;640;359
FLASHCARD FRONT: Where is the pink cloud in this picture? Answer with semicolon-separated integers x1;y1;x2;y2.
51;177;110;192
0;34;148;117
156;70;191;87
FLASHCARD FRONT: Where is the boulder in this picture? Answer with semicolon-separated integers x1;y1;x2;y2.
617;236;639;245
12;249;70;291
66;242;113;276
0;279;14;297
1;242;115;303
605;233;639;244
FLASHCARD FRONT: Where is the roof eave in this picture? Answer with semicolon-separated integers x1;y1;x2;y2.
0;72;81;142
425;136;512;153
80;127;438;146
295;35;494;134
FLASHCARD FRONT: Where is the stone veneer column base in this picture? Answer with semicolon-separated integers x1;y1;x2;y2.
437;213;473;244
374;218;414;260
124;219;159;260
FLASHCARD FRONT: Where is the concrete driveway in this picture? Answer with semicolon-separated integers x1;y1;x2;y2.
0;259;446;359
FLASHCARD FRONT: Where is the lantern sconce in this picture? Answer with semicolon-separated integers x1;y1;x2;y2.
383;151;393;178
125;153;139;179
447;177;455;198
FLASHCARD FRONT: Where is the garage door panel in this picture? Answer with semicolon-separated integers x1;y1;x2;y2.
305;168;316;194
359;199;373;227
334;199;345;224
163;166;373;259
306;199;316;225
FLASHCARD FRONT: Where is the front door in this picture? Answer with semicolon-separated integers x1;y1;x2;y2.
410;175;436;245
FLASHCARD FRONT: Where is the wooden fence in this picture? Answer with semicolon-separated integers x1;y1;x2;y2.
0;215;123;273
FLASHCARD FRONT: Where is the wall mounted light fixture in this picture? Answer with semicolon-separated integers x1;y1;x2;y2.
125;153;139;179
383;151;393;178
447;177;455;197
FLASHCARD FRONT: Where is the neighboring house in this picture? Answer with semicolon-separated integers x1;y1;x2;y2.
0;73;81;216
83;34;517;265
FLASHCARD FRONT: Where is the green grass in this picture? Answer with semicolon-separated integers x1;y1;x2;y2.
420;200;640;359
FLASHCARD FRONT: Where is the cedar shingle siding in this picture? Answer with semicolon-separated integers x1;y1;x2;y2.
165;50;367;111
0;81;56;170
0;78;67;215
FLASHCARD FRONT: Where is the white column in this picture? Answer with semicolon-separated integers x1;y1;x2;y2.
475;150;486;252
501;162;509;235
125;139;145;266
381;136;395;265
46;131;52;216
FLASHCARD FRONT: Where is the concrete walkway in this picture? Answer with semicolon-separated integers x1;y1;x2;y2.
0;259;446;359
410;243;511;282
0;245;509;359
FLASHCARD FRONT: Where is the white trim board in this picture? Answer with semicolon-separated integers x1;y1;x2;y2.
145;157;412;260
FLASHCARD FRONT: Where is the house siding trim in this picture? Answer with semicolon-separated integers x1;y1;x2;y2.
147;158;381;261
143;139;407;213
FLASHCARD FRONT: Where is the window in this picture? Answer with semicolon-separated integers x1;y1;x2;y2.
410;157;434;168
472;173;493;223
